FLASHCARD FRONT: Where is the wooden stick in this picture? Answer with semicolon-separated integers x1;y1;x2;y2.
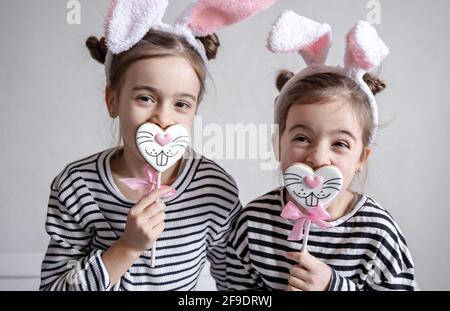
150;172;162;268
300;220;311;253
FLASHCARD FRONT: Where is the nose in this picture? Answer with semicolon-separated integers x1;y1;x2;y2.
149;103;174;130
305;143;331;169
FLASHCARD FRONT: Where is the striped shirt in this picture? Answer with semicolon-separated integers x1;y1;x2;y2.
40;147;241;291
226;187;416;291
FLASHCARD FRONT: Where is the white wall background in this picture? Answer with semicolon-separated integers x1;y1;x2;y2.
0;0;449;290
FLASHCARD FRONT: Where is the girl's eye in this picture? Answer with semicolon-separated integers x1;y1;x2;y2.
138;95;155;103
293;135;310;143
175;101;191;110
334;141;350;149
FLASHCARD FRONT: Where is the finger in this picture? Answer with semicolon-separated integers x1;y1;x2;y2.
161;186;177;198
152;221;165;238
142;201;166;219
287;252;304;264
287;252;314;271
288;275;307;291
287;284;303;291
297;252;317;271
148;221;166;244
146;210;166;228
132;187;173;213
289;265;309;281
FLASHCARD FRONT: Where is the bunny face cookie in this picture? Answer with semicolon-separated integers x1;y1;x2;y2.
136;123;190;173
284;163;343;210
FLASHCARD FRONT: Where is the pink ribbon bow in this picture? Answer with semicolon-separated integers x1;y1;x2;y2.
119;165;176;198
281;201;332;241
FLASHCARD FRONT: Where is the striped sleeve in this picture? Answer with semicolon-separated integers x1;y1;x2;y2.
207;199;242;291
197;159;245;291
329;202;416;291
40;169;111;291
225;211;266;290
365;211;416;291
328;248;415;291
328;268;359;291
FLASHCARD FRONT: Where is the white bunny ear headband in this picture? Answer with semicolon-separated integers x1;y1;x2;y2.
267;11;389;145
104;0;275;83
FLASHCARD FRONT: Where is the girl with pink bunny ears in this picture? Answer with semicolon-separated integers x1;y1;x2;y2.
225;11;417;291
40;0;275;291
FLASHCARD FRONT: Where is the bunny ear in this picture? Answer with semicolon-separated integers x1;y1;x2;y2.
344;21;389;74
105;0;169;54
267;11;332;66
176;0;276;36
344;21;388;145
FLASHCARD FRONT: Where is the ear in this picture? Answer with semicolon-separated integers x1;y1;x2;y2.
105;85;118;118
358;146;372;169
176;0;276;36
104;0;169;54
267;11;332;66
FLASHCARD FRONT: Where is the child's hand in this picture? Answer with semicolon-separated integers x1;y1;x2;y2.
286;251;332;291
118;186;173;255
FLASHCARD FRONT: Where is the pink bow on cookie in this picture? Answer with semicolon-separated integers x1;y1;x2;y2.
119;165;176;198
281;201;332;241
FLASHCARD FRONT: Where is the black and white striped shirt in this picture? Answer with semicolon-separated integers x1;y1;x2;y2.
226;187;416;291
40;147;241;291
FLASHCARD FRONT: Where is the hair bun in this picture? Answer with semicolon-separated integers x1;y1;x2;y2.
363;73;386;95
86;36;107;64
276;70;295;92
197;33;220;60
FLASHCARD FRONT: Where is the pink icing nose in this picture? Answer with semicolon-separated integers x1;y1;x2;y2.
304;176;323;189
155;133;173;146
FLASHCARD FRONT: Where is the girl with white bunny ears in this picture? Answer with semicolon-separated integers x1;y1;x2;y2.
225;12;416;291
40;0;275;291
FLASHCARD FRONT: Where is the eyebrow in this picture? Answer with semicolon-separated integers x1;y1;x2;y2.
289;124;357;141
289;124;312;133
132;85;197;101
133;85;158;92
177;92;197;102
333;130;357;142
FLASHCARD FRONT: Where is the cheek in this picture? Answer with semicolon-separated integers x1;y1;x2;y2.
280;150;293;172
341;171;354;191
279;136;304;171
278;135;290;171
174;109;196;131
117;106;145;142
119;121;138;147
118;97;154;124
333;157;360;190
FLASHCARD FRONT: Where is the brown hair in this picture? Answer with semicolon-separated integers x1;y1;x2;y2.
85;30;220;102
275;70;386;147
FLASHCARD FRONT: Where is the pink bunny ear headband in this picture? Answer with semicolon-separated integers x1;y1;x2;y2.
104;0;275;84
267;11;389;145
